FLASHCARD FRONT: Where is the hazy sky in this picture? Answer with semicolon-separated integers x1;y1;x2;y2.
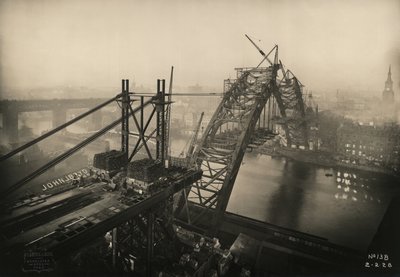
0;0;399;97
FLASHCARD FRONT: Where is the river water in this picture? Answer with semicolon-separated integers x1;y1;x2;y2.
170;137;400;251
227;153;400;251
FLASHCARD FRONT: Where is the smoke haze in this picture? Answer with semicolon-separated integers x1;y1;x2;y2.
0;0;399;97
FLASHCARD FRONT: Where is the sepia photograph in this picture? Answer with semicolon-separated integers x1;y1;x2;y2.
0;0;399;276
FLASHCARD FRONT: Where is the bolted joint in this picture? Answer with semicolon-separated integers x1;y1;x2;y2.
155;104;163;113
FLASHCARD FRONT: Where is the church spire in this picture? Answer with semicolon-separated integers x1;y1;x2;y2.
386;65;393;86
382;65;394;103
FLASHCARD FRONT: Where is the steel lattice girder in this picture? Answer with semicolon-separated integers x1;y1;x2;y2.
188;65;278;226
184;62;311;229
273;74;309;148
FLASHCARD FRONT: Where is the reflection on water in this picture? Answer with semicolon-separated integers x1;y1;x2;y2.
335;171;382;203
227;153;400;251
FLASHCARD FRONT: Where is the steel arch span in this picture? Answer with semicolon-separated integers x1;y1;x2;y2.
179;46;312;229
273;66;309;149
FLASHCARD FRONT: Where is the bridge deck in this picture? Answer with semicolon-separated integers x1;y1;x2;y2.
0;167;202;263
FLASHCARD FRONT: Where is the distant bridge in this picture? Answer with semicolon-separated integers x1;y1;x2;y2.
0;98;108;141
0;98;109;113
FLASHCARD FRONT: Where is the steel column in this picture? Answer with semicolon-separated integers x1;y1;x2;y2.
121;79;130;162
156;79;166;164
112;227;118;268
146;211;154;277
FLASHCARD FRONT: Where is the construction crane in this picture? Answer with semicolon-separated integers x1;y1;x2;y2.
245;34;266;57
165;66;174;163
245;34;278;66
179;112;204;165
187;112;204;159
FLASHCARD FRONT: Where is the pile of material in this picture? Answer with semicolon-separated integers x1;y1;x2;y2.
93;150;126;171
127;158;164;182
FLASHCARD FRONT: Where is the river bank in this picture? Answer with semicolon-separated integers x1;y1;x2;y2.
254;147;400;179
